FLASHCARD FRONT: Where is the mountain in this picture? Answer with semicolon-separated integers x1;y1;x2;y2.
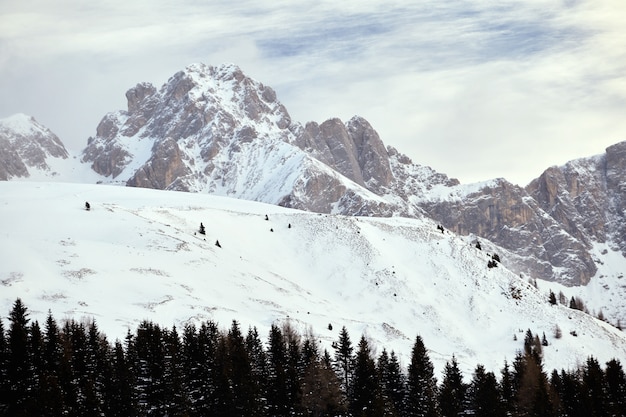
80;63;454;218
2;180;625;377
0;113;69;180
4;63;626;323
77;62;612;287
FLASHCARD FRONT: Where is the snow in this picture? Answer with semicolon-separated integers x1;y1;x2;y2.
0;113;43;137
2;181;625;379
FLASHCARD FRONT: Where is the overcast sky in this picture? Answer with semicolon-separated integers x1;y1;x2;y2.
1;0;625;185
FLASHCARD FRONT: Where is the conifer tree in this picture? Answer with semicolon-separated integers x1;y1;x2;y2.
548;290;557;305
301;342;345;416
6;298;32;417
605;358;626;417
212;333;235;416
581;356;607;417
377;349;405;417
554;369;582;417
333;326;354;401
499;360;515;416
439;355;467;417
350;336;383;417
515;352;553;417
162;326;189;414
267;323;289;416
405;335;438;417
285;328;303;414
246;326;268;415
109;339;136;417
467;364;504;417
0;319;9;416
27;321;45;415
227;320;256;415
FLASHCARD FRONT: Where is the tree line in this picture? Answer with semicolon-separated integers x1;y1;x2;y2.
1;298;625;417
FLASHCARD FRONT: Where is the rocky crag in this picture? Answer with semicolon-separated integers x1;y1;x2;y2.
4;63;626;289
0;113;68;180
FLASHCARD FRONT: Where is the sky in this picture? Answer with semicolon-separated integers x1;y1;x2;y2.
1;0;625;185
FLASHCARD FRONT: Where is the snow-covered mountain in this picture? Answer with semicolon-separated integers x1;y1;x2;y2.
3;62;626;332
1;181;625;377
0;113;69;180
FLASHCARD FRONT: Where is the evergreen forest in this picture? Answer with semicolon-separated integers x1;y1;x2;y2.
1;298;625;417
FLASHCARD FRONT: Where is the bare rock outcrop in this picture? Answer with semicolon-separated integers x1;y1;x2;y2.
0;114;68;180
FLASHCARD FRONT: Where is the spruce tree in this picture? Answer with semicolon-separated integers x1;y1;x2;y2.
499;360;515;416
6;298;32;417
468;364;504;417
227;320;255;415
333;326;354;401
439;355;467;417
349;336;383;417
405;335;438;417
246;326;268;415
605;358;626;417
267;323;289;416
581;356;607;417
0;319;9;416
377;349;405;417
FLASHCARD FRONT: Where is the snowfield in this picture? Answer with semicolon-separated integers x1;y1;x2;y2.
1;181;625;378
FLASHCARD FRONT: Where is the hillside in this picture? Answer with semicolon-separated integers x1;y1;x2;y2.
1;181;625;377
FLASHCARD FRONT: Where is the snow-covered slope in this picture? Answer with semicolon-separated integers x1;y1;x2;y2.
1;181;624;377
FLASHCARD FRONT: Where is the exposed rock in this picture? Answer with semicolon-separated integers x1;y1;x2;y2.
127;137;191;190
74;62;626;288
421;178;595;285
0;113;68;180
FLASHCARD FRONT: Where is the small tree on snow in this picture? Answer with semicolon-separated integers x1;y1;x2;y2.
549;290;557;306
199;223;206;235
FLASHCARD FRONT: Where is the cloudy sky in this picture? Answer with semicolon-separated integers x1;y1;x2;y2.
1;0;625;185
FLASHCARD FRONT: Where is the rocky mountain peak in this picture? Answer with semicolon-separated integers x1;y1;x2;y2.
0;113;68;180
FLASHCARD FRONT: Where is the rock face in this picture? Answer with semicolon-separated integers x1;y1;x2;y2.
77;62;626;287
524;143;626;280
81;63;396;213
0;114;69;180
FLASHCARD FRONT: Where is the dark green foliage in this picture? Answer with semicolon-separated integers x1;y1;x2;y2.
406;335;438;417
605;358;626;416
0;299;623;417
438;355;467;417
467;364;504;417
548;290;557;305
349;336;383;417
333;326;354;400
377;349;405;417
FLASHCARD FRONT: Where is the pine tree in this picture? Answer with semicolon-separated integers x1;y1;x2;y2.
333;326;354;402
301;344;345;416
349;336;383;417
548;290;557;305
439;355;467;417
267;323;289;416
246;326;268;415
581;356;607;417
605;358;626;417
515;352;554;417
499;361;515;417
6;298;33;417
0;318;9;416
467;364;504;417
162;326;189;415
377;349;405;417
405;335;438;417
109;339;136;417
227;320;256;415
